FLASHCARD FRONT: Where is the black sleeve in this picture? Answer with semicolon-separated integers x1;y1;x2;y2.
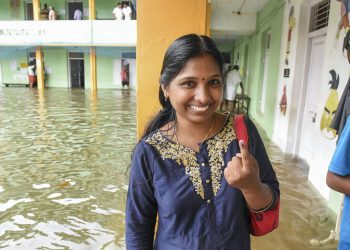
125;142;157;250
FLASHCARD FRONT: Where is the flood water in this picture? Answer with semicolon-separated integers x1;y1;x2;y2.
0;88;135;249
250;135;338;250
0;87;338;249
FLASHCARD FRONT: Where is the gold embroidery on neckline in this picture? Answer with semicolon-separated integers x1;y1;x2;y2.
145;117;236;199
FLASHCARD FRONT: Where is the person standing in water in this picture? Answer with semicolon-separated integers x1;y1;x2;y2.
125;34;279;249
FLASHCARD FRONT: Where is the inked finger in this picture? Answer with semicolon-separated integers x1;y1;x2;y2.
239;140;250;163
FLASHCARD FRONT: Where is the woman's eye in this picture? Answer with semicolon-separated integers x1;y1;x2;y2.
210;79;222;86
181;81;195;87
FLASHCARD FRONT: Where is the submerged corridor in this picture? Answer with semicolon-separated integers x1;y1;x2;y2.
0;88;338;249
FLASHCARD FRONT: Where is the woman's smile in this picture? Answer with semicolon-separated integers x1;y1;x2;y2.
163;53;223;124
189;104;211;112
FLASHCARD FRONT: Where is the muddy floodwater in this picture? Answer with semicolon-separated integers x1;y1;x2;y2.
251;132;338;250
0;88;338;249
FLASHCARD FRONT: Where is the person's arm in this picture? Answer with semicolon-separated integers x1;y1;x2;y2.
326;171;350;195
328;117;350;195
243;117;279;211
126;142;157;250
224;117;279;211
241;175;274;211
239;81;244;94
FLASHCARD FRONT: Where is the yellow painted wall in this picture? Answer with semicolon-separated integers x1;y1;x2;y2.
137;0;210;137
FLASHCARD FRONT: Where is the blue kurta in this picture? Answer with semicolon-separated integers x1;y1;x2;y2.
126;115;279;250
329;116;350;250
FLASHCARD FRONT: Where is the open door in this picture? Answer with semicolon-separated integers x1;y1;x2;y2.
24;1;33;20
67;1;83;20
69;52;85;89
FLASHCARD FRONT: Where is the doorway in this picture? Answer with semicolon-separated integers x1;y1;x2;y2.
24;1;33;20
67;1;83;20
298;35;326;161
69;52;85;89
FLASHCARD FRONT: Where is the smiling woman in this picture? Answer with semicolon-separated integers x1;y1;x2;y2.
161;53;223;149
125;34;280;250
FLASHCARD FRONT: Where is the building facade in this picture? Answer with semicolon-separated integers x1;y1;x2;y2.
0;0;137;89
232;0;345;222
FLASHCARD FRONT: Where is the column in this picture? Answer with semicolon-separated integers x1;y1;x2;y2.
136;0;210;138
89;0;97;93
90;47;97;93
33;0;45;90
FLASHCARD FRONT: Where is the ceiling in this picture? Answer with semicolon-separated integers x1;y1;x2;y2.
210;0;269;47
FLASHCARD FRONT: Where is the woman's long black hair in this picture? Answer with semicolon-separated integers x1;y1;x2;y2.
140;34;224;140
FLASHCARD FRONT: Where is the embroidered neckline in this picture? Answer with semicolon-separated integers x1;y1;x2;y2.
145;114;236;199
158;114;231;152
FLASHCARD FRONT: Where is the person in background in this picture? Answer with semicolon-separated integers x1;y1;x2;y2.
27;61;37;88
48;6;56;20
222;65;243;112
112;2;124;20
220;63;232;111
122;2;132;20
327;115;350;250
121;59;130;88
40;4;49;20
125;34;279;249
73;7;83;20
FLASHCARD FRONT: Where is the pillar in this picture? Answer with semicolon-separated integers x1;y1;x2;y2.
136;0;210;137
89;0;97;93
33;0;45;90
32;0;41;20
36;48;45;90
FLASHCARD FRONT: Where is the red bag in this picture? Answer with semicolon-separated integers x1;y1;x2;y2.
233;115;280;236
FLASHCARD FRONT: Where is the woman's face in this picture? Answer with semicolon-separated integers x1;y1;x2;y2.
163;53;223;125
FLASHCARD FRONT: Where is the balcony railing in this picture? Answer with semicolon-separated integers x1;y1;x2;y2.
0;20;136;46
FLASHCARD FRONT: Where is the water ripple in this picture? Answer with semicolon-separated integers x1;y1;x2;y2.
0;88;135;249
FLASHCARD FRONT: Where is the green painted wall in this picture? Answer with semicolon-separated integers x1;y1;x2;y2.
1;54;28;84
0;47;131;89
44;48;124;88
97;55;118;89
96;0;118;19
84;51;125;89
43;48;68;87
0;0;24;20
233;0;284;137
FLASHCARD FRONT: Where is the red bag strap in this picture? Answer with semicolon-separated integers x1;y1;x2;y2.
233;115;280;236
233;115;248;145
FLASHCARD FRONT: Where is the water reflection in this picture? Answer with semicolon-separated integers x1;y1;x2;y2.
0;88;135;249
0;87;339;249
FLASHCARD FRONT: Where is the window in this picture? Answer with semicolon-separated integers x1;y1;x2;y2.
309;0;330;32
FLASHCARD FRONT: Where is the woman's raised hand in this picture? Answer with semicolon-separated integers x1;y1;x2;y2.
224;140;261;192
